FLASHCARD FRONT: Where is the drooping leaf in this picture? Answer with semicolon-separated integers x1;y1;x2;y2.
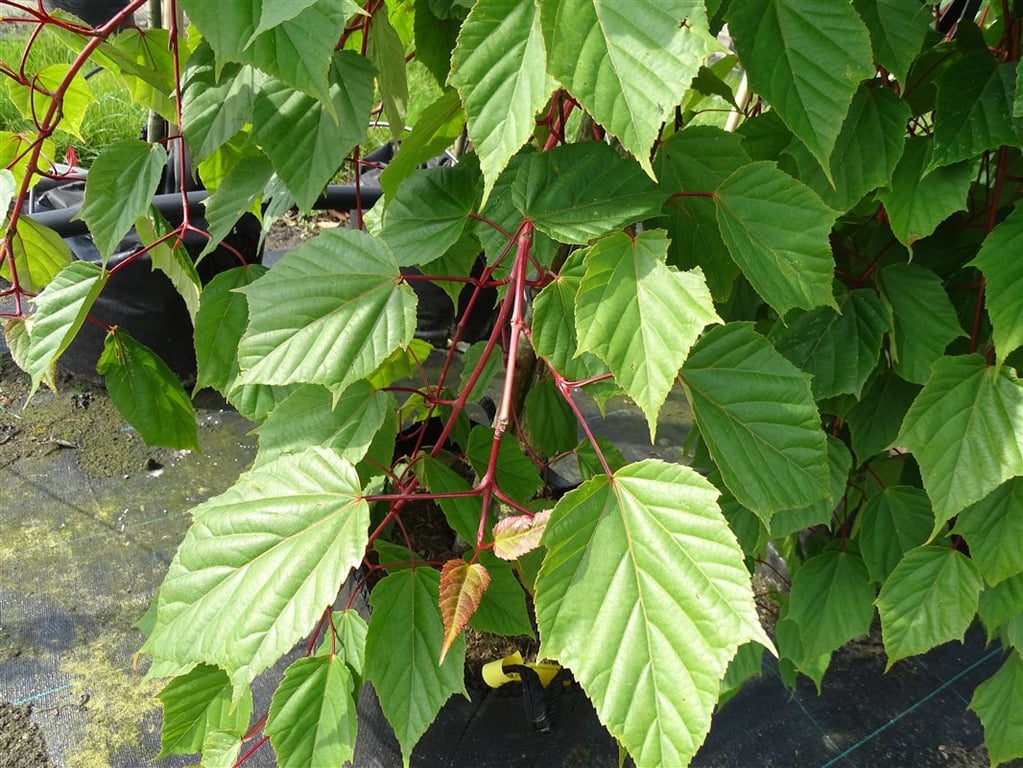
876;542;984;669
199;153;274;259
450;0;555;205
896;355;1023;533
78;140;167;261
144;448;369;691
467;426;544;504
727;0;874;177
3;217;73;293
540;0;720;176
458;338;503;404
953;479;1023;586
787;549;875;658
493;509;552;560
134;211;201;322
25;261;106;395
856;486;934;585
438;559;490;663
157;664;252;758
969;652;1023;767
768;435;851;539
522;377;577;457
4;318;54;391
366;2;409;139
266;655;357;768
413;453;486;544
845;371;921;463
366;339;434;389
97;330;200;451
181;42;260;162
94;28;176;117
575;230;720;439
770;289;888;400
535;459;771;768
365;568;466;767
970;205;1023;364
330;609;369;678
379;89;465;200
852;0;931;84
681;323;830;518
775;613;832;693
236;229;418;393
193;264;268;397
249;51;375;210
200;730;243;768
467;551;534;637
512;142;668;244
719;642;764;706
878;136;974;248
714;161;839;317
878;262;966;385
254;382;392;467
413;0;464;86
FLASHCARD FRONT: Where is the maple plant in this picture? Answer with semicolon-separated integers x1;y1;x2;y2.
3;0;1023;766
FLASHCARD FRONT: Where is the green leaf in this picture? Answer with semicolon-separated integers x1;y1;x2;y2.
856;486;934;585
932;54;1020;170
367;3;409;140
876;542;984;669
255;382;392;467
575;230;720;439
379;89;465;200
94;28;176;117
771;290;888;400
8;64;92;139
450;0;555;206
200;730;243;768
157;664;252;757
467;551;534;637
4;318;53;391
458;339;503;405
846;371;921;463
787;549;875;658
575;435;628;481
681;323;830;518
194;264;268;397
953;479;1023;586
365;568;466;766
413;454;485;544
970;205;1023;364
970;652;1023;767
237;229;417;392
512;142;668;244
78;140;167;261
540;0;720;176
250;51;375;210
266;655;357;768
181;42;260;162
366;339;434;389
522;377;577;457
896;355;1023;532
878;262;966;385
381;159;482;266
776;613;832;693
852;0;931;84
97;331;200;451
199;153;274;259
727;0;874;177
878;136;974;248
535;460;770;768
467;426;543;504
144;448;369;690
252;0;324;36
330;609;369;678
714;161;839;316
0;168;13;229
3;217;73;293
134;211;201;322
25;261;106;395
439;559;490;663
768;435;851;539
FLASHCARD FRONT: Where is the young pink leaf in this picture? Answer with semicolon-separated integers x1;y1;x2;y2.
438;560;490;664
492;509;552;560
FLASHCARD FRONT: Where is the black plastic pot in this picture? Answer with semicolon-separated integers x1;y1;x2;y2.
42;0;133;28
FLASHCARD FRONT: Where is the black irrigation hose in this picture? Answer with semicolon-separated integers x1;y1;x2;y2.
23;184;384;238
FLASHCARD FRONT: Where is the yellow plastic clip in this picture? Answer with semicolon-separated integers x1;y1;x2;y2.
482;652;563;689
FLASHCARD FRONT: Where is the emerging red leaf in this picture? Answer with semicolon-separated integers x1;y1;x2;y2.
438;559;490;664
492;509;552;560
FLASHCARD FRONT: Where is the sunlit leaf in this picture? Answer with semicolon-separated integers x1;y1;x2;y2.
367;2;409;140
3;217;73;293
8;64;92;139
787;549;875;658
493;509;552;560
157;664;252;758
953;479;1023;586
856;486;934;585
181;42;261;162
379;89;465;200
969;652;1023;767
134;211;201;323
438;559;490;663
970;206;1023;364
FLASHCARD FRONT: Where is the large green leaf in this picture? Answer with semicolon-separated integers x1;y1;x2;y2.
450;0;555;205
78;140;167;261
970;205;1023;364
845;371;921;463
574;230;719;439
379;89;465;200
878;136;974;248
365;568;466;766
266;655;357;768
787;549;875;658
770;289;888;400
157;664;252;758
896;355;1023;532
181;42;260;162
714;161;838;317
97;331;200;451
512;141;668;244
876;542;984;669
250;51;375;210
852;0;931;84
236;229;417;392
681;323;830;518
144;448;369;691
878;262;966;385
535;460;770;768
3;217;73;293
856;486;934;585
970;652;1023;767
255;382;392;467
953;479;1023;586
381;159;482;266
727;0;874;177
193;264;268;397
541;0;718;176
25;261;106;395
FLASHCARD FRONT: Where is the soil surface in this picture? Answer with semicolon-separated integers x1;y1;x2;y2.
0;703;53;768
